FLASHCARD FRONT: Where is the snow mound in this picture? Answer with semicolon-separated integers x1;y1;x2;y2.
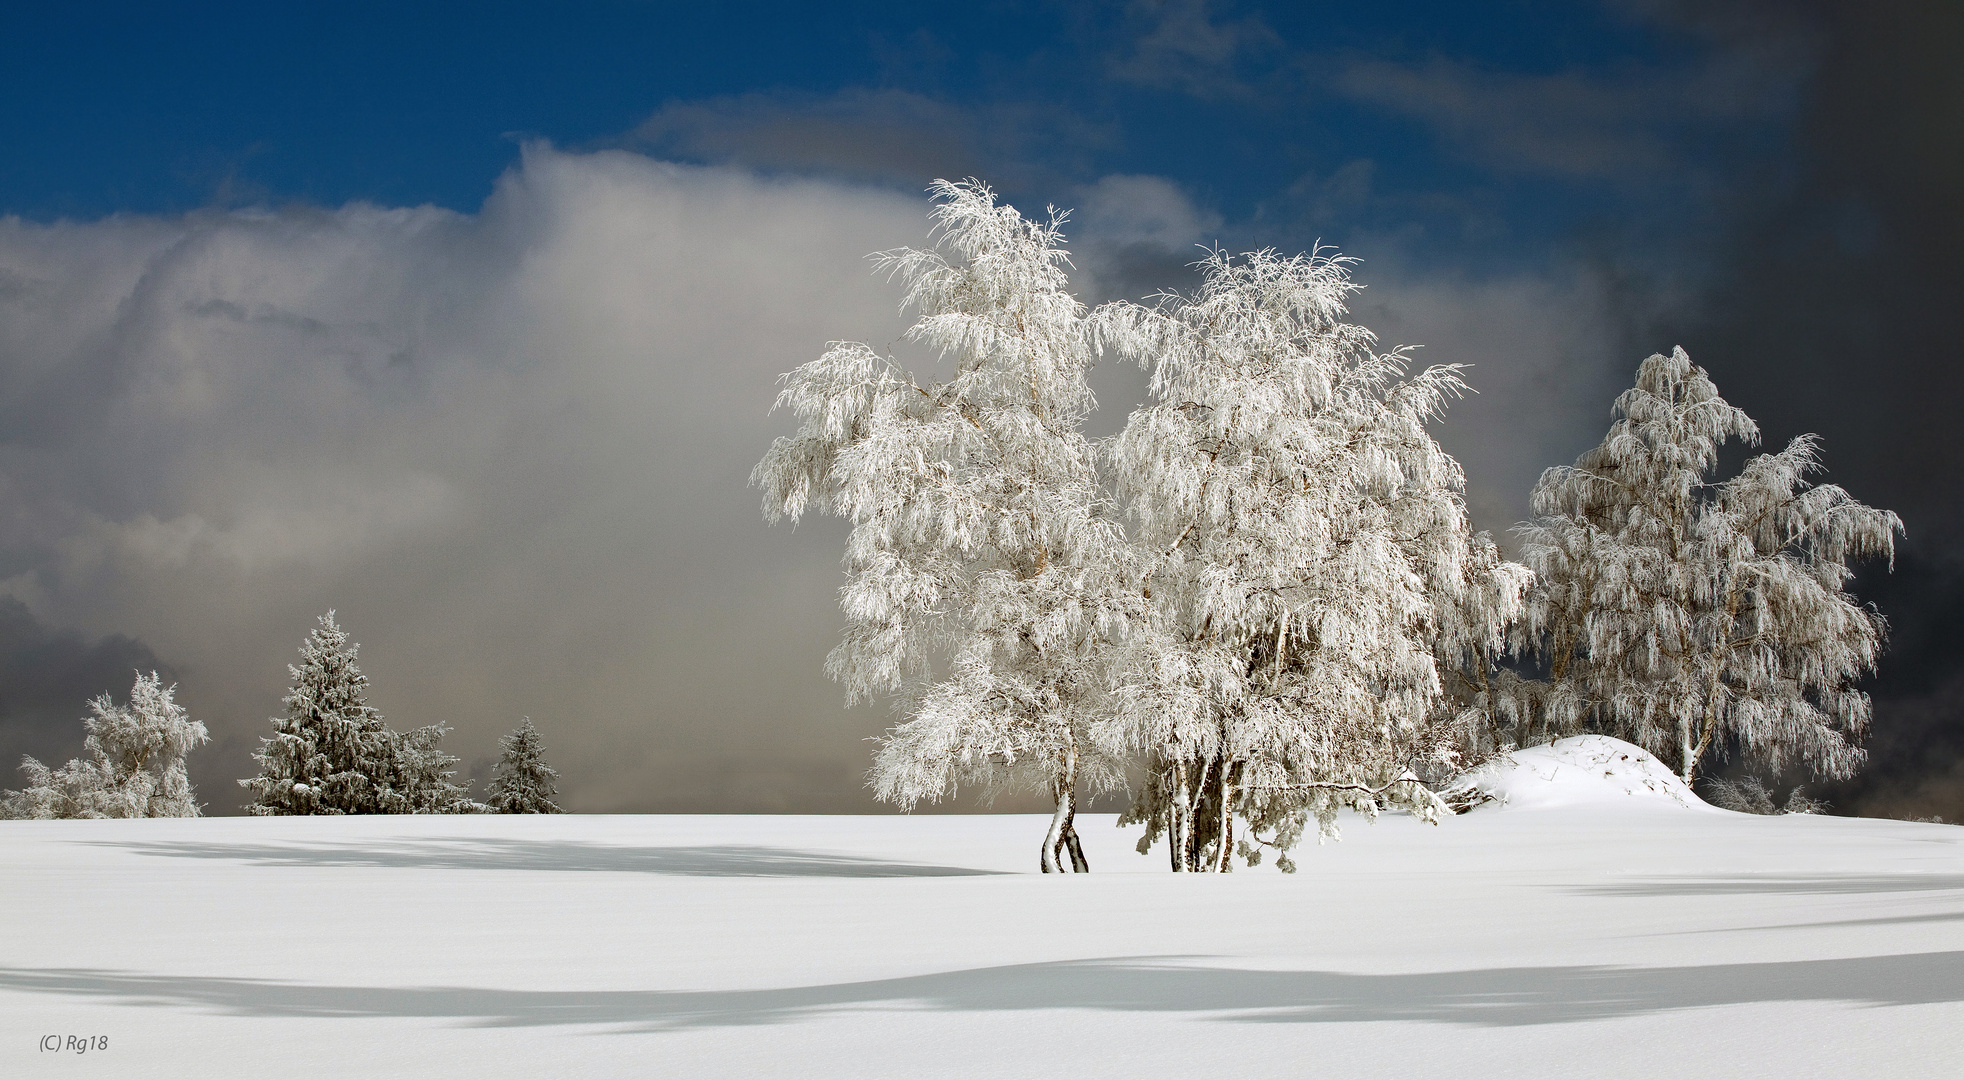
1444;735;1717;813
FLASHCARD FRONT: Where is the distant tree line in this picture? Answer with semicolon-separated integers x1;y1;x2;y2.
2;611;561;818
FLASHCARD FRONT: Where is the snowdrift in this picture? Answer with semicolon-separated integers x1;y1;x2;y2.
1445;734;1716;812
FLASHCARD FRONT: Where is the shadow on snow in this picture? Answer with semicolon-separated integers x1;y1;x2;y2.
81;837;998;877
4;953;1961;1031
1576;873;1964;896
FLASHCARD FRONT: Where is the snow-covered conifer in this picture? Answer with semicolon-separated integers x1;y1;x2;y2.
1516;347;1900;783
1;671;208;819
241;611;395;815
1095;248;1526;870
240;611;472;814
396;721;474;813
753;180;1132;871
486;717;563;813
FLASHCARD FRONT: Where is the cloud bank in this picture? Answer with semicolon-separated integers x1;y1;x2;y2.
0;148;944;811
0;146;1664;814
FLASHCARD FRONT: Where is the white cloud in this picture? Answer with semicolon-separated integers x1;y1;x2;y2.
0;147;931;812
1073;174;1223;251
1341;261;1640;539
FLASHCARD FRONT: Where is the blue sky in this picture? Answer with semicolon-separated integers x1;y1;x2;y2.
2;1;1959;818
1;1;1766;261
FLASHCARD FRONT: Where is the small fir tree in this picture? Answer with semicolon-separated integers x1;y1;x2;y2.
240;611;470;814
395;722;473;813
1515;347;1900;783
486;718;563;814
1;671;208;819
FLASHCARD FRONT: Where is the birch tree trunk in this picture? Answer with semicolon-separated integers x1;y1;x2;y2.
1064;818;1089;873
1042;735;1080;873
1212;762;1235;873
1168;757;1189;872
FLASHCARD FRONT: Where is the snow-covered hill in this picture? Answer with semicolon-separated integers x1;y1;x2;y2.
1445;733;1716;812
4;745;1961;1079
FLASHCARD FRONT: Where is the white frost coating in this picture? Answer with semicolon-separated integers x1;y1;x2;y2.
1445;735;1717;813
239;611;470;815
1095;248;1529;870
0;671;209;819
752;180;1127;872
756;207;1540;872
1513;347;1901;784
486;717;564;814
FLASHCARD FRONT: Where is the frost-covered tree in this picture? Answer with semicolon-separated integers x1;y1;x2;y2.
240;611;471;815
1516;347;1900;783
395;722;473;814
1;671;208;819
486;717;563;814
753;180;1132;872
1432;531;1540;770
1095;248;1527;871
1702;775;1827;815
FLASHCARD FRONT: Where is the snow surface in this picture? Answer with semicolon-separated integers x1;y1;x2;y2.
5;748;1963;1079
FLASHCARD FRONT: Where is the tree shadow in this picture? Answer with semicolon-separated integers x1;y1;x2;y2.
1686;910;1964;934
4;952;1959;1032
81;838;999;877
1577;873;1964;896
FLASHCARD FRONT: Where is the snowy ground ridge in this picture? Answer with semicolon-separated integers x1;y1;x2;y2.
1445;735;1715;813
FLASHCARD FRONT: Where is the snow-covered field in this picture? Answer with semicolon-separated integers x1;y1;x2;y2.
5;740;1962;1079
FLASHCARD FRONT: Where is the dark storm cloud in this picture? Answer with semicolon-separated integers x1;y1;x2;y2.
1329;35;1808;181
1663;2;1964;537
1812;553;1964;820
0;598;174;785
1630;2;1964;819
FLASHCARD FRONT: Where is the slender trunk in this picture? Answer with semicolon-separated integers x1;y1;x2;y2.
1212;760;1235;873
1041;786;1067;873
1041;731;1080;873
1168;757;1188;872
1064;818;1089;873
1679;719;1697;786
1185;756;1212;872
1683;695;1711;786
1687;583;1744;784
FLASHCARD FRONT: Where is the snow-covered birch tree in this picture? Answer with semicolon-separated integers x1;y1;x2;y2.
1;671;208;819
753;180;1132;872
1095;248;1525;871
1516;347;1901;783
241;611;471;814
486;717;563;814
